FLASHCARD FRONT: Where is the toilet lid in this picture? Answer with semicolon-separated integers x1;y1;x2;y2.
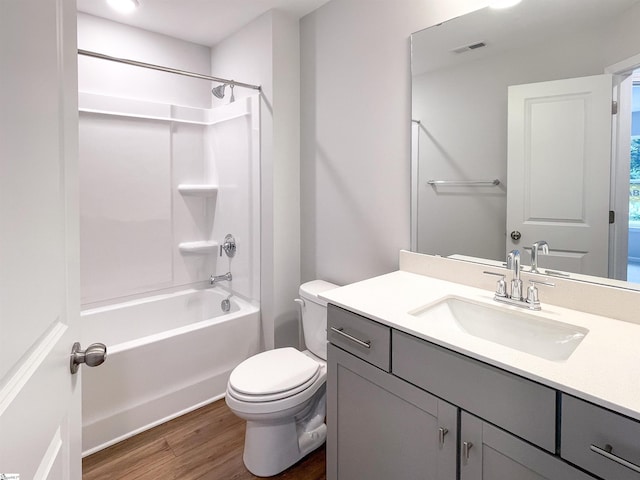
229;347;320;396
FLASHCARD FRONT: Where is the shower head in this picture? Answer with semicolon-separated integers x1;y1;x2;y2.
212;82;236;103
211;83;226;99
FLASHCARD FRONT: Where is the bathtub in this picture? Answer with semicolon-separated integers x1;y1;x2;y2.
80;288;260;456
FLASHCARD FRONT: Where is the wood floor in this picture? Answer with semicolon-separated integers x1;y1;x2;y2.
82;400;326;480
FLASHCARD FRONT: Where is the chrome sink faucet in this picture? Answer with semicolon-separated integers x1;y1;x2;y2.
210;271;232;286
483;249;554;310
506;249;523;301
530;241;549;274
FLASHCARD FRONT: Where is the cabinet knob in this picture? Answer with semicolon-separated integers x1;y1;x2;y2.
462;441;473;464
438;427;448;448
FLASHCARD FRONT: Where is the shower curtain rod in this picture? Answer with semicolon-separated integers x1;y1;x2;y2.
77;49;262;92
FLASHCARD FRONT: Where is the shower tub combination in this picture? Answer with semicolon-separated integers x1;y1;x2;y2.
81;288;260;456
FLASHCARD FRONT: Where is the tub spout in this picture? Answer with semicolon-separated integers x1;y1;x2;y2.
210;272;232;286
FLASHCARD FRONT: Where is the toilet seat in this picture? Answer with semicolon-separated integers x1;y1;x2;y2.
228;347;321;403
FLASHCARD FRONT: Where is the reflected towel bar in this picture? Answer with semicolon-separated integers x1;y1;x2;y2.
427;179;501;186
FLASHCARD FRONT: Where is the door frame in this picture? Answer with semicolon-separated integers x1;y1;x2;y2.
606;54;640;280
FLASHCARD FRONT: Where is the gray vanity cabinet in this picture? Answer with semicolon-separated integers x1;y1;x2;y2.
460;412;594;480
327;304;601;480
392;330;557;453
561;394;640;479
327;304;457;480
327;344;457;480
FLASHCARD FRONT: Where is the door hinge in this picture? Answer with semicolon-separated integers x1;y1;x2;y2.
609;210;615;224
612;100;618;115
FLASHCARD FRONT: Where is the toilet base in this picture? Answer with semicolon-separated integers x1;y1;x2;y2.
241;389;327;477
243;419;326;477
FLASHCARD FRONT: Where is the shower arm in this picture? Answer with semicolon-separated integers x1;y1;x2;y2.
78;49;261;92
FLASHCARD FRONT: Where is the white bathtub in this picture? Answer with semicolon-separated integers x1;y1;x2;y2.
80;288;260;456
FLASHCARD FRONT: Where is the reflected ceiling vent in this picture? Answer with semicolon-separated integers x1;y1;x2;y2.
451;42;487;54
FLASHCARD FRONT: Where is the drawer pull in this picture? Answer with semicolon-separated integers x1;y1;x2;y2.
590;444;640;474
438;427;448;448
330;327;371;349
462;441;473;464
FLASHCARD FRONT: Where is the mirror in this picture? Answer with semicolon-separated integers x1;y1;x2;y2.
411;0;640;289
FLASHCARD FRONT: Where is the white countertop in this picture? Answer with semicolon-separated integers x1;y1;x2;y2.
321;270;640;421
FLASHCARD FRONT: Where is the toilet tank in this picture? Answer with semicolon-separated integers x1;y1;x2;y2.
299;280;338;360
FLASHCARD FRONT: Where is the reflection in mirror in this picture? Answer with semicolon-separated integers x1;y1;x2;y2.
411;0;640;289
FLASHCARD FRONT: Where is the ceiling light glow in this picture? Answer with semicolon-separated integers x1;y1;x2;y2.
107;0;139;14
489;0;522;9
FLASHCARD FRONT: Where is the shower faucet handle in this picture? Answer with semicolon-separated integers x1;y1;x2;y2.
220;234;236;258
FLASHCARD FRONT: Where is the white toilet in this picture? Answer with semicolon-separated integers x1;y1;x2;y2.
225;280;338;477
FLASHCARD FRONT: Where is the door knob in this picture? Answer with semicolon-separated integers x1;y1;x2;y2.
510;230;521;241
70;342;107;374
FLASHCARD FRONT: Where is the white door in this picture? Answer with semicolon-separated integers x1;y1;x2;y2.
506;74;613;276
1;0;83;478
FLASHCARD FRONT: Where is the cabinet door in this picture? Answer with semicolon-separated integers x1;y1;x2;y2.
460;413;595;480
327;344;457;480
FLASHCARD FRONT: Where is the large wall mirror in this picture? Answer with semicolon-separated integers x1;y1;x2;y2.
411;0;640;289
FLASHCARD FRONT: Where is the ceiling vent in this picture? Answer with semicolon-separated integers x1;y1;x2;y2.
451;42;487;54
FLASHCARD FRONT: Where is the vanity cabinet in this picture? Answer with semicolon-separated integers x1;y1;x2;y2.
327;304;597;480
561;394;640;479
460;412;593;480
327;344;457;480
392;329;556;453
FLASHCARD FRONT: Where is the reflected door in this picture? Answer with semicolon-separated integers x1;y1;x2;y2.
506;74;613;276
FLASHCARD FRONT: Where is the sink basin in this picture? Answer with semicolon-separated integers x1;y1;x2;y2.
409;297;588;361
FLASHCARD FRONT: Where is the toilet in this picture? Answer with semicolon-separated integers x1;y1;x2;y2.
225;280;338;477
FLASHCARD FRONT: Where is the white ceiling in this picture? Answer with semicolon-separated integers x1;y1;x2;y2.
411;0;640;76
76;0;331;46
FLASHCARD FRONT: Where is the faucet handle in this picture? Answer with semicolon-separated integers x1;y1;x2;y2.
483;271;507;297
526;280;555;308
529;279;555;288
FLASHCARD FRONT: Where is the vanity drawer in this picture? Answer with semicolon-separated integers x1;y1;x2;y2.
392;330;556;452
328;305;391;372
561;394;640;480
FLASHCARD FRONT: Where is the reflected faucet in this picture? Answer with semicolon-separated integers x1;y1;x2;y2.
210;272;232;286
530;241;549;274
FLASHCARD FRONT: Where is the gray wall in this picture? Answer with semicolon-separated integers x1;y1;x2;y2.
300;0;487;286
300;0;640;285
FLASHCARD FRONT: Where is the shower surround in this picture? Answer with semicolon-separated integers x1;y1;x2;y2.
78;92;260;306
78;13;261;455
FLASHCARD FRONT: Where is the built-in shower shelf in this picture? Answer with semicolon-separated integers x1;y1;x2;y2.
178;241;219;254
177;184;219;196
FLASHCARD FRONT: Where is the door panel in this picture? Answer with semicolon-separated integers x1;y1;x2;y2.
0;0;80;477
507;74;613;276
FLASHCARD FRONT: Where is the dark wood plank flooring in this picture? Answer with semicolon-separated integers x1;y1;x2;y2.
83;399;326;480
